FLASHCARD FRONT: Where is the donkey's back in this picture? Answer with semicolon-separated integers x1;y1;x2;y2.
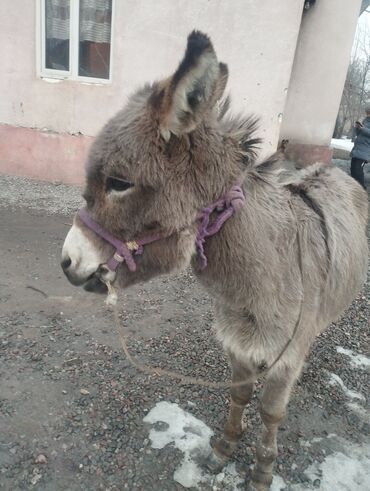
283;162;368;328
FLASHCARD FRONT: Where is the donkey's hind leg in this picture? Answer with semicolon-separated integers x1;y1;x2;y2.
207;353;256;472
248;363;303;491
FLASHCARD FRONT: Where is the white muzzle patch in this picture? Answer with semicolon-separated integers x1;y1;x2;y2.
62;223;103;281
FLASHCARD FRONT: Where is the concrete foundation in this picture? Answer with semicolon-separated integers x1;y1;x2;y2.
283;142;333;167
0;124;92;185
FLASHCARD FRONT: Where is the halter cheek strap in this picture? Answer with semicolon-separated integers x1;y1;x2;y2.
78;209;161;273
78;184;245;273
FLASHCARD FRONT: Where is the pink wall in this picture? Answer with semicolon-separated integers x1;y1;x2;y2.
0;1;362;184
0;1;306;185
1;1;304;157
0;125;92;185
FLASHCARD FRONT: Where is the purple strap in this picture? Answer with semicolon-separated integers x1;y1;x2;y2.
195;185;245;270
78;209;162;273
78;184;245;273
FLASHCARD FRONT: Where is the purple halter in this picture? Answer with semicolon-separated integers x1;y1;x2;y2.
195;185;244;269
78;184;245;273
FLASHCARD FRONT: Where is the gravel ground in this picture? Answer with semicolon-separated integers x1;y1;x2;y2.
0;167;369;491
0;175;83;216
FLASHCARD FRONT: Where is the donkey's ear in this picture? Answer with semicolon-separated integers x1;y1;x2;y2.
159;30;220;139
210;62;229;107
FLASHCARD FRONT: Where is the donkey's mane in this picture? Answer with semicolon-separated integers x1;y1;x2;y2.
218;97;262;168
217;97;295;181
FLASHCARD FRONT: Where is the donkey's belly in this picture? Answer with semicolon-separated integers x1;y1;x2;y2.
214;306;302;371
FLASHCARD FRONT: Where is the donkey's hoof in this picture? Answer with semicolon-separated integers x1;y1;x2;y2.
202;450;227;474
246;482;270;491
213;437;238;460
246;484;265;491
246;472;273;491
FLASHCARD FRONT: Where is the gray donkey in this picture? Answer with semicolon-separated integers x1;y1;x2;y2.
61;31;368;490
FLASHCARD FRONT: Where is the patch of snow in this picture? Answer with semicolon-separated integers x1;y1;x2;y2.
143;401;244;490
311;437;324;444
336;346;370;370
273;438;370;491
328;373;365;401
270;474;288;490
330;138;354;152
144;403;370;491
347;402;370;423
211;463;245;491
304;440;370;491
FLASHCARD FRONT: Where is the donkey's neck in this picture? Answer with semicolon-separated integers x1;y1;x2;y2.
187;127;248;206
192;169;293;311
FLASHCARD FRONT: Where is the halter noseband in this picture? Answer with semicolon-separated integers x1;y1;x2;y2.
78;185;245;274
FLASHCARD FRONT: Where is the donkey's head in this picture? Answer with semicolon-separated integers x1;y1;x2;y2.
61;31;259;293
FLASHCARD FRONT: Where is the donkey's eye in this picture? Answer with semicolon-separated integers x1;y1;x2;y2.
106;177;134;193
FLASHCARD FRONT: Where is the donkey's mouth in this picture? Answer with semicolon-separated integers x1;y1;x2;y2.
83;274;109;294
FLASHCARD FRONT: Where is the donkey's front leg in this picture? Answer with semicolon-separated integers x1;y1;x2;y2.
248;365;302;491
207;353;256;471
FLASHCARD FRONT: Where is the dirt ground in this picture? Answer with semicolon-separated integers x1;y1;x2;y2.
0;173;369;491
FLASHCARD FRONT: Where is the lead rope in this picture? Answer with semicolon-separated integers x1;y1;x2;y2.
106;200;304;389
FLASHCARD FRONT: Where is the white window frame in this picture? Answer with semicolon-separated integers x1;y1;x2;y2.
36;0;114;84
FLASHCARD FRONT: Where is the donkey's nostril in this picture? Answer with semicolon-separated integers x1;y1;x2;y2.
61;257;72;271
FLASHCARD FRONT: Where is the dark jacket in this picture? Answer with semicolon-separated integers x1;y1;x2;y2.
351;117;370;161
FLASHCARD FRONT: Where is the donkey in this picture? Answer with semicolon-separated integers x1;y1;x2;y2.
61;31;368;490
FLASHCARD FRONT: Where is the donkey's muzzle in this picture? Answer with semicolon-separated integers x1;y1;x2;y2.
61;261;88;287
83;274;108;294
61;257;108;294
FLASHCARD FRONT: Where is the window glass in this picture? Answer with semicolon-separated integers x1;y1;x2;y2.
45;0;70;71
79;0;112;79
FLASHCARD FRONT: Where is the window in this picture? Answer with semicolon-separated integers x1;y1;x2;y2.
39;0;113;82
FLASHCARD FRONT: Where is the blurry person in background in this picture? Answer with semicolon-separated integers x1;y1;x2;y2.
350;107;370;189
